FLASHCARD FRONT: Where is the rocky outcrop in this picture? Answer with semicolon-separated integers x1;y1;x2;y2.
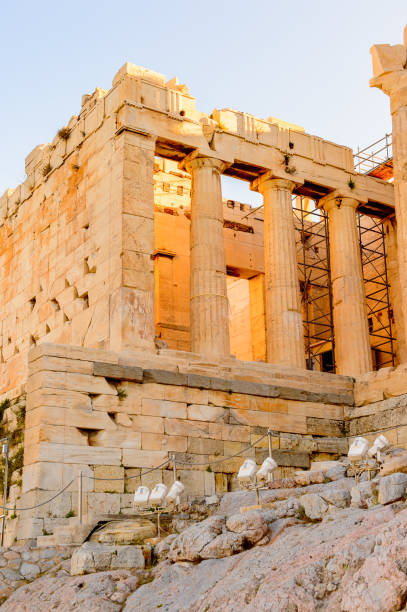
378;473;407;505
123;504;407;611
70;542;146;575
1;570;145;611
4;474;407;610
298;493;329;520
87;519;156;545
163;510;269;563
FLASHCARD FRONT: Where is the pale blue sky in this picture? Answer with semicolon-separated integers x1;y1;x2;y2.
1;0;406;204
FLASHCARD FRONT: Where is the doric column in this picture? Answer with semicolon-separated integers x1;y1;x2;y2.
181;152;230;358
320;193;372;375
251;175;305;368
370;31;407;361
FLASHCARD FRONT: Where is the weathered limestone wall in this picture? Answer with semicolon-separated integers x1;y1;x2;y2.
11;342;353;539
0;85;155;399
347;365;407;446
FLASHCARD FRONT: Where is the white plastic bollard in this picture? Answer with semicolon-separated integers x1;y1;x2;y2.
238;459;257;483
166;480;185;505
348;437;369;463
256;457;278;482
133;486;150;508
149;483;168;507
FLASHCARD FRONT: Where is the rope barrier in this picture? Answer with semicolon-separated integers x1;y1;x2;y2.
0;435;269;514
174;433;269;466
269;423;403;441
345;423;405;439
0;479;75;512
4;425;397;514
83;458;172;480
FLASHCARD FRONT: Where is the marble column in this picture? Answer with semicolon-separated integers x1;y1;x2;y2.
182;153;230;358
320;194;372;375
370;30;407;362
252;175;305;368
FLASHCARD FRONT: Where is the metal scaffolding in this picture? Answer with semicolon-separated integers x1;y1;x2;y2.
293;197;335;373
357;213;396;368
354;133;393;179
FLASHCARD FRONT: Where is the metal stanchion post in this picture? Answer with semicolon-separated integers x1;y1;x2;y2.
172;454;176;483
267;429;274;483
1;438;9;547
78;470;83;525
267;429;272;458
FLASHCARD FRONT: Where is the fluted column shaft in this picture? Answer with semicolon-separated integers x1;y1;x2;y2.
324;196;372;375
184;155;230;358
256;177;306;368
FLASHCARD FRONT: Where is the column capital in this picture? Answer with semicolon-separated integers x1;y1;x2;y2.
179;150;231;174
251;171;303;194
370;33;407;113
318;188;367;213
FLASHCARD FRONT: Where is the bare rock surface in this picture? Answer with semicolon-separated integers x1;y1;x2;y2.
124;505;403;611
225;510;268;543
5;476;407;611
217;477;354;516
299;493;329;520
167;515;225;562
88;519;156;545
320;488;351;509
200;532;246;559
71;542;145;575
0;570;143;611
378;472;407;504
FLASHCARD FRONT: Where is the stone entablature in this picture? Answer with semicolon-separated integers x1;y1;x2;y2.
0;63;393;227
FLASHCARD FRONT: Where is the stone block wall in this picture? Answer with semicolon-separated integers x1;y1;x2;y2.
4;342;353;539
0;96;125;399
346;364;407;446
0;67;177;400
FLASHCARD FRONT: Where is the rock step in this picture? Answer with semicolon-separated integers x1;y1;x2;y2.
55;523;95;544
37;519;97;547
37;534;68;547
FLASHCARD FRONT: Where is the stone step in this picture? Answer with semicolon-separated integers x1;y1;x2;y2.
37;534;60;547
52;522;96;545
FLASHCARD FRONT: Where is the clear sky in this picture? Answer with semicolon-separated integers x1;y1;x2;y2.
1;0;406;205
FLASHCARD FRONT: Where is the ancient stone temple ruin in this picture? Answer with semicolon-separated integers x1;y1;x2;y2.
1;26;407;545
